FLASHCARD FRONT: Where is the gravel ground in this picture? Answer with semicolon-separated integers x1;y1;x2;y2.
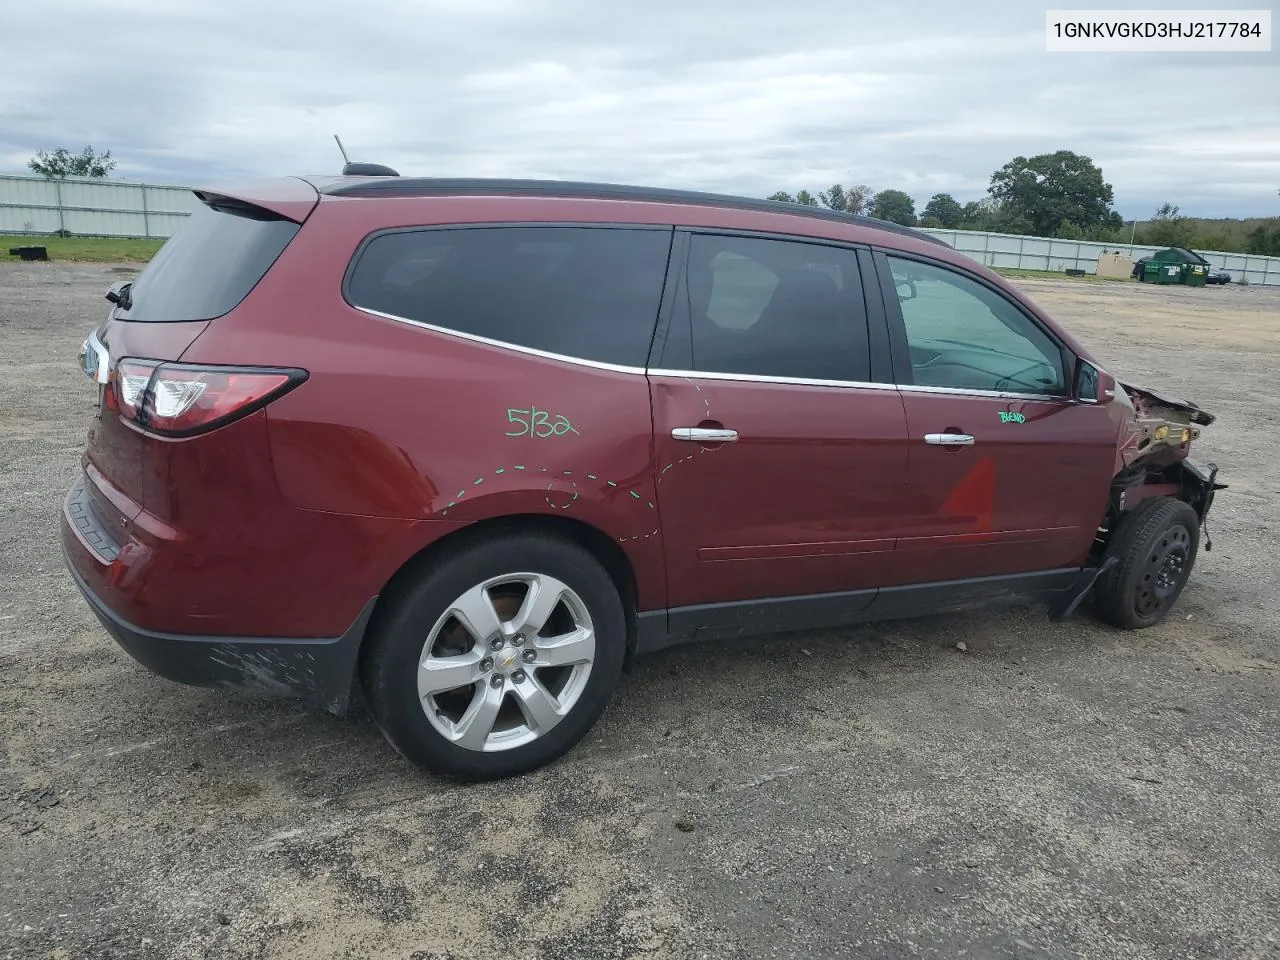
2;263;1278;960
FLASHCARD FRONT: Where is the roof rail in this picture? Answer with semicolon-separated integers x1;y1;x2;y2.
318;177;950;247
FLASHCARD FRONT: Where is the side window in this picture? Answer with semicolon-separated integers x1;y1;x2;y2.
887;256;1066;396
346;226;673;367
676;234;870;382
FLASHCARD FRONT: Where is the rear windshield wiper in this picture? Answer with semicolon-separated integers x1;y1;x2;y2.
105;280;133;311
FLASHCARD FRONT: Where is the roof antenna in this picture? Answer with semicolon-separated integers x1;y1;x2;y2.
333;134;399;178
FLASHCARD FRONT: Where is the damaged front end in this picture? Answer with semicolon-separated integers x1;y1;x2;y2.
1107;381;1226;546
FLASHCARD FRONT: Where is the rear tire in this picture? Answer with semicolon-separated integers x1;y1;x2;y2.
1095;496;1200;629
360;532;626;780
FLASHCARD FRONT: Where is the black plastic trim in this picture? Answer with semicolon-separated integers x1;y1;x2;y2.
319;177;951;248
64;473;122;563
634;568;1080;655
857;247;895;385
63;545;375;715
644;230;690;371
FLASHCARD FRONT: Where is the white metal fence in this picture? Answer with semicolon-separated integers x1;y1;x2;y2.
0;173;199;239
2;172;1278;285
919;228;1280;286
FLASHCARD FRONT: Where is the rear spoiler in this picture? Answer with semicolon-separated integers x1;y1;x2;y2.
191;177;319;224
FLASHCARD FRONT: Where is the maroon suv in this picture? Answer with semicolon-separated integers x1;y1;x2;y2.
63;172;1225;780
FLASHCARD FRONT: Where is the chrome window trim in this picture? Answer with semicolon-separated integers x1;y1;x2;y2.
896;383;1073;402
351;305;651;376
647;367;896;391
354;307;1079;403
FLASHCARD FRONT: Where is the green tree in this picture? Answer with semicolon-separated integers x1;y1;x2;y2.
841;184;873;215
1247;221;1280;256
921;193;963;228
819;184;848;212
1143;202;1196;249
988;150;1117;237
794;189;819;207
868;189;916;226
959;199;991;229
28;145;116;179
766;191;795;203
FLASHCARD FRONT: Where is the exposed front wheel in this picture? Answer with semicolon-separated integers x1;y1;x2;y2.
1095;497;1200;629
361;533;626;780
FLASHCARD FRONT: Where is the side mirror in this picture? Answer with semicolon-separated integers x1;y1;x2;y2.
895;279;918;301
1074;359;1115;404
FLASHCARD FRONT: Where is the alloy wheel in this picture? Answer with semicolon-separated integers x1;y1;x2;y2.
416;573;595;752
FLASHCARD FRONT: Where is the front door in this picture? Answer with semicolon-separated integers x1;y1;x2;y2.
876;252;1117;585
649;232;908;612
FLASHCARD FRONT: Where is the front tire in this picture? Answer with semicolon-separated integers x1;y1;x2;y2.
360;532;627;780
1095;497;1200;629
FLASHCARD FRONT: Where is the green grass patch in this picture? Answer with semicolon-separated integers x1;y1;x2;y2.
3;234;163;263
993;267;1130;282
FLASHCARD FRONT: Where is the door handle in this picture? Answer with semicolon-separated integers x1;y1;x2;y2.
673;427;738;443
924;433;975;446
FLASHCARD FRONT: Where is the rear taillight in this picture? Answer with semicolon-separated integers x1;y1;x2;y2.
107;361;306;437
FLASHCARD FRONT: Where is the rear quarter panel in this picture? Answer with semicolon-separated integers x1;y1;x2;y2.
177;198;667;610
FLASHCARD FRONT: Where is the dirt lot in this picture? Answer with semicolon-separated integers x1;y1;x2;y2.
2;263;1278;960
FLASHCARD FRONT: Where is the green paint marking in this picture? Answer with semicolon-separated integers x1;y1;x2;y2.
630;491;641;500
456;490;465;498
473;477;484;485
514;465;526;470
648;501;655;509
587;474;598;480
495;468;505;474
999;411;1027;424
607;480;617;487
505;406;582;438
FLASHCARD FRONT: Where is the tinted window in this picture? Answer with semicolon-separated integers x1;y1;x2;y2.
347;226;672;367
888;256;1066;396
676;234;870;381
120;202;300;323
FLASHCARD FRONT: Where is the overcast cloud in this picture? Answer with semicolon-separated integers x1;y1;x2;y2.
1;0;1276;219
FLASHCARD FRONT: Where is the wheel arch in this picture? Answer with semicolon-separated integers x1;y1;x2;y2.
364;512;646;671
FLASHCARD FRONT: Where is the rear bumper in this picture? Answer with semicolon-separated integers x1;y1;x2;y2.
61;535;376;715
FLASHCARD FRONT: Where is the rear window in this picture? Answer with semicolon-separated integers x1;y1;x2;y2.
345;225;673;367
118;200;300;322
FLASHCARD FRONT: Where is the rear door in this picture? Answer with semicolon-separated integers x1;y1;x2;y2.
648;231;908;611
874;251;1117;584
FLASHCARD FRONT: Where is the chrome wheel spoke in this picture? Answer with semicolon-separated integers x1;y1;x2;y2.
419;649;485;697
452;682;505;750
532;627;595;668
511;574;569;637
511;675;563;733
449;583;505;644
418;570;597;753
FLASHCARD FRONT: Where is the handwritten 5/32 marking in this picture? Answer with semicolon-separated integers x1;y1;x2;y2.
506;406;580;439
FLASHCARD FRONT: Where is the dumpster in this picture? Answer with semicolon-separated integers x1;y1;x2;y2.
1144;260;1183;284
1184;263;1208;287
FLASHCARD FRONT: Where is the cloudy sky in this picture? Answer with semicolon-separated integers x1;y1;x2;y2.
1;0;1276;219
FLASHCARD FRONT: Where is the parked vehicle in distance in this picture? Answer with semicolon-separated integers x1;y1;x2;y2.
63;170;1226;780
1131;246;1231;284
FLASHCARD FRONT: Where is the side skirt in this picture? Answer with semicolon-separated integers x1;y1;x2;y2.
635;568;1081;656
